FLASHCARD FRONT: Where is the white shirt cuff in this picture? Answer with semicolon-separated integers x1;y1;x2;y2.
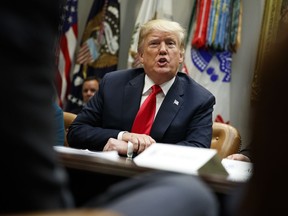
118;131;127;141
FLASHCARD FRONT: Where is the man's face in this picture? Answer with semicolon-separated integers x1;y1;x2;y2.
139;30;184;84
82;80;99;103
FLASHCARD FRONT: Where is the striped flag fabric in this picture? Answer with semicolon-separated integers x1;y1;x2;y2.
65;0;120;112
76;41;94;64
191;0;212;49
127;0;173;69
183;0;238;124
56;0;78;108
191;0;242;52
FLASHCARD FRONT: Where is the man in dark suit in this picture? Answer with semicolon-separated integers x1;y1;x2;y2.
67;19;215;155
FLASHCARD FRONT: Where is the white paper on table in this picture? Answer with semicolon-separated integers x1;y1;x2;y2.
54;146;120;162
134;143;228;176
221;158;253;182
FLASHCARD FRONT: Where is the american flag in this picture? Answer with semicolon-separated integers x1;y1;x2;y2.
76;40;94;64
56;0;78;108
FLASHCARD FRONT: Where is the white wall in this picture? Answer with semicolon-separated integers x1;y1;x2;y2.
77;0;265;149
230;0;265;148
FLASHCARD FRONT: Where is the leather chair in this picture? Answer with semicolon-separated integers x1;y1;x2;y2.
211;122;241;159
63;112;77;147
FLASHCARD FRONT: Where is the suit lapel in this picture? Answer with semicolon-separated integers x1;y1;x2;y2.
122;73;145;129
151;76;184;140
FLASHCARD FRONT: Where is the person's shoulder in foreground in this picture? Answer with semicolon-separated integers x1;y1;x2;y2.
87;171;219;216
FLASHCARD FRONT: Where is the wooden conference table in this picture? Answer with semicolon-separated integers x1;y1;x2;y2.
55;147;245;205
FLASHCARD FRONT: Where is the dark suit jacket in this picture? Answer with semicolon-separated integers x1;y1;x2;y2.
67;68;215;151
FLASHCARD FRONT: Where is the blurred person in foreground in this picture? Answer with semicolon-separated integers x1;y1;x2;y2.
0;2;219;216
67;19;215;156
224;29;288;216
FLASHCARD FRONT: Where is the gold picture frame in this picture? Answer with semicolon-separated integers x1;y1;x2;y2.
251;0;288;102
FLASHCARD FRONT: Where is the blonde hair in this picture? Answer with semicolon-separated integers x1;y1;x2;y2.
137;19;186;54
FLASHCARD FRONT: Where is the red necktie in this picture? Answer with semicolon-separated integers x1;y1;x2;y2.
131;85;162;135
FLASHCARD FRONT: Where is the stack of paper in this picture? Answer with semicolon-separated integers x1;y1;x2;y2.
134;143;252;182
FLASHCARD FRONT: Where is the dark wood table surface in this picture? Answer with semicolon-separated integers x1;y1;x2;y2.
55;148;244;195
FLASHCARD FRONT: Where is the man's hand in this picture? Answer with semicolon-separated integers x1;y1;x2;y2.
122;132;156;153
226;153;251;162
103;138;128;155
104;137;153;155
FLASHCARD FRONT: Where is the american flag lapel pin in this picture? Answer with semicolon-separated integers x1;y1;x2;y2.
173;99;179;105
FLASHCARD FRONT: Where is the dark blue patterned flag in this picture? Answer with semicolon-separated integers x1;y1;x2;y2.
65;0;120;112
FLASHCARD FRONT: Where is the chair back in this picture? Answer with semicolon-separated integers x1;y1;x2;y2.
63;112;77;146
211;122;241;158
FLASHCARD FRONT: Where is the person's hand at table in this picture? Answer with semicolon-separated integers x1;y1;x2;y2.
122;132;156;153
226;153;251;162
103;133;155;155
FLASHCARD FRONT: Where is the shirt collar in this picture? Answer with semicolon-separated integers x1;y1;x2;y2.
143;75;175;96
